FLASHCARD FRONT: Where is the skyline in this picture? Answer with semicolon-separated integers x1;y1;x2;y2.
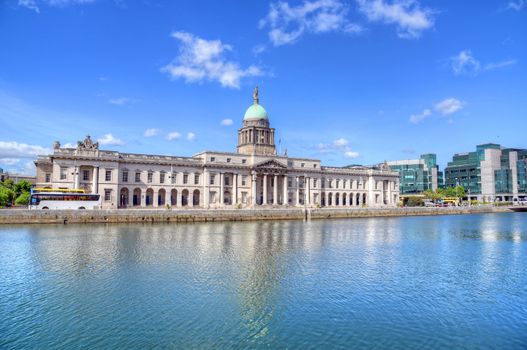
0;0;526;175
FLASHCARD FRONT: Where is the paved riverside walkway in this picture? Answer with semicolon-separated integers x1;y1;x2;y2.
0;206;514;225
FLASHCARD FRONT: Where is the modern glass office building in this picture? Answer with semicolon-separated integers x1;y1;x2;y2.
445;143;527;202
386;154;443;195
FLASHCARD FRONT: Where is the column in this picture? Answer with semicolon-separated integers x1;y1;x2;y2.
153;189;159;207
234;174;238;204
296;176;300;206
74;166;80;189
263;174;268;205
283;175;288;206
92;167;99;194
220;173;224;206
251;173;257;206
273;174;278;205
141;190;146;207
177;191;182;207
203;168;209;208
387;180;392;206
368;172;374;207
306;177;311;206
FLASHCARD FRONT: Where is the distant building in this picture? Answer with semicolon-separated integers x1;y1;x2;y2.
445;143;527;202
35;88;399;209
386;154;443;195
0;168;36;184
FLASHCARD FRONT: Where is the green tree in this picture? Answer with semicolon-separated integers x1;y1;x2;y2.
14;180;32;193
15;192;30;206
2;179;14;190
0;187;14;207
424;189;442;202
455;186;466;198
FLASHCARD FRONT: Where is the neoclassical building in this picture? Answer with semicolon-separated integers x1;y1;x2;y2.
35;88;399;209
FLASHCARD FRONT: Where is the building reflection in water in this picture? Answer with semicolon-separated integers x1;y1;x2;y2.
13;214;527;347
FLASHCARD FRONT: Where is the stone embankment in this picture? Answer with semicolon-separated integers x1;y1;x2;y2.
0;206;514;225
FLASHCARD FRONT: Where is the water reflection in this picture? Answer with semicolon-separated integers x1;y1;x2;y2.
1;213;526;349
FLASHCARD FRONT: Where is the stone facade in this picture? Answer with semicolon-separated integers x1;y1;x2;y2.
35;90;400;209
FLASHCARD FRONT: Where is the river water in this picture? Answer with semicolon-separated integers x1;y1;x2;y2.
1;213;526;349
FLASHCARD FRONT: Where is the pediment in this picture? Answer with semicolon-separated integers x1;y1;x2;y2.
254;159;287;169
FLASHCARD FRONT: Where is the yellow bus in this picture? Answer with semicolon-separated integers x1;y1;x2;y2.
31;188;86;194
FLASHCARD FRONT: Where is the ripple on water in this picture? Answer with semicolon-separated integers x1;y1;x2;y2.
0;213;527;349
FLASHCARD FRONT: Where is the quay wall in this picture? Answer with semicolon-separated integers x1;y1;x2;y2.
0;206;514;225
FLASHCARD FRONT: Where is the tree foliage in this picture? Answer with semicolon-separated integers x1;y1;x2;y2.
15;191;30;206
0;187;14;207
1;179;32;207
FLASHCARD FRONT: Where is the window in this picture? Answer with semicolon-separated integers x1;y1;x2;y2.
242;159;247;164
313;164;317;168
105;170;112;182
183;174;188;184
210;157;215;162
224;176;230;186
313;179;317;188
227;158;231;163
241;176;247;186
194;174;200;185
45;173;51;183
122;171;128;182
147;171;153;183
301;163;305;168
210;174;215;185
210;191;217;203
104;189;111;201
288;178;292;187
336;180;340;189
160;172;165;184
135;172;141;183
171;172;177;184
60;168;67;180
83;170;90;181
242;192;247;204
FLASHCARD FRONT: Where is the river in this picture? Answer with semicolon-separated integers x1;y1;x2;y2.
1;213;526;349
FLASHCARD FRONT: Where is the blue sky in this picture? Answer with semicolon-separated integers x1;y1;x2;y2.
0;0;525;174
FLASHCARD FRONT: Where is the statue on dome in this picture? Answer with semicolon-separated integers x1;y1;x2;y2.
253;86;259;104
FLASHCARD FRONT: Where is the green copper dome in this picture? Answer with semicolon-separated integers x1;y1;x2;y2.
244;103;268;121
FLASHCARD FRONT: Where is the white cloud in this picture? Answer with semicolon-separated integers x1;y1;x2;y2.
356;0;435;38
0;158;21;165
186;132;196;141
344;150;360;158
97;133;124;146
144;128;160;137
221;118;234;126
167;131;181;141
62;142;76;148
506;0;525;11
409;108;431;124
252;44;267;55
108;97;132;105
18;0;95;13
435;98;463;115
450;50;481;75
0;141;49;158
161;31;262;89
259;0;363;46
484;59;517;71
317;137;359;158
450;50;517;75
24;161;36;175
332;137;349;147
